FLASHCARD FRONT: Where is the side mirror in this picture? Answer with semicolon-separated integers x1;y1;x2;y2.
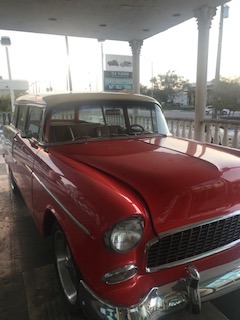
20;130;34;139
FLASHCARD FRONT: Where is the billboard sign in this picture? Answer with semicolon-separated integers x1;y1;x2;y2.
104;55;133;92
105;54;132;72
104;72;132;92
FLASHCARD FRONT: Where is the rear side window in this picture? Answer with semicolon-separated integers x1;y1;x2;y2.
16;105;28;131
51;107;74;120
26;106;43;139
12;105;18;127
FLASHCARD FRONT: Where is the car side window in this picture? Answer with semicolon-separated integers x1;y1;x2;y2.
11;105;18;127
26;106;43;140
16;105;29;131
51;107;74;120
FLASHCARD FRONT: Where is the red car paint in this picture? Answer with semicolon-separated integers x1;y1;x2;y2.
3;92;240;316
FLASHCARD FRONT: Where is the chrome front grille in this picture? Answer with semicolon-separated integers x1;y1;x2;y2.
146;212;240;272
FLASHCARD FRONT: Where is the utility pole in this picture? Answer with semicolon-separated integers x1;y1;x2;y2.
65;36;73;92
213;4;229;118
1;36;15;112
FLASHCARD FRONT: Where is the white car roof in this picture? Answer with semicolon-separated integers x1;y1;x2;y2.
16;92;159;108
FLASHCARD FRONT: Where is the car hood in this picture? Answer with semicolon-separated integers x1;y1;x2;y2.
52;136;240;233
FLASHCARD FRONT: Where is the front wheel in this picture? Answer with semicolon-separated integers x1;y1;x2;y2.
52;222;82;313
8;167;19;193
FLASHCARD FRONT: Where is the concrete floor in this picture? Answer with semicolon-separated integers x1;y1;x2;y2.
0;133;240;320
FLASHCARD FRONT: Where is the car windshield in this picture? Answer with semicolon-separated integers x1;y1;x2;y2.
47;100;170;144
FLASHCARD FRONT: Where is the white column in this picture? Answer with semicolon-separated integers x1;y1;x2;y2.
194;6;216;141
129;40;143;94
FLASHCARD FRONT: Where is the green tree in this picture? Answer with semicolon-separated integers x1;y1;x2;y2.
141;70;189;104
214;77;240;114
0;90;27;112
0;95;11;112
140;84;152;97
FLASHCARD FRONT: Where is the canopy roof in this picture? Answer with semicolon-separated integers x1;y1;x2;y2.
0;0;228;41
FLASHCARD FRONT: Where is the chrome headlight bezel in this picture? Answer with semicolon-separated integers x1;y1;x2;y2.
104;216;144;253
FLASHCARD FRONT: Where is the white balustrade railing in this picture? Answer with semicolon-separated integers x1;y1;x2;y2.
1;111;240;149
166;117;240;149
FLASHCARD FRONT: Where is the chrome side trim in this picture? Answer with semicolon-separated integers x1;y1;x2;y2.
32;172;91;236
25;164;32;173
146;210;240;272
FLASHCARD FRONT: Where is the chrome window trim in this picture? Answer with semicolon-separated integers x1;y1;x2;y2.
32;171;91;236
146;210;240;272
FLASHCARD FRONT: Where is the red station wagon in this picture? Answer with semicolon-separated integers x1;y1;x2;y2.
3;92;240;319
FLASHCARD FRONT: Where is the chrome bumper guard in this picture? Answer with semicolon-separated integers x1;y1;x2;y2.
79;261;240;320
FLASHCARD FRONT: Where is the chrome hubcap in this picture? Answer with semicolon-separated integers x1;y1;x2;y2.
54;230;78;304
9;170;15;190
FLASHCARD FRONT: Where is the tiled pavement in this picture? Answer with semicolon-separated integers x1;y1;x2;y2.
0;132;239;320
0;133;85;320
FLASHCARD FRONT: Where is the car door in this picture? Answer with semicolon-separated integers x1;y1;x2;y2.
12;105;43;212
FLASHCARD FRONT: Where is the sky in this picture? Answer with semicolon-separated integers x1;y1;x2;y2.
0;0;239;93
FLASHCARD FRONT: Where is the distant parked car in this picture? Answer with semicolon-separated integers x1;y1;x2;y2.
221;108;230;116
206;106;231;116
205;105;213;115
3;92;240;319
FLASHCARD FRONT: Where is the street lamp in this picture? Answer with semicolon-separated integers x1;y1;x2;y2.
65;36;73;92
1;36;15;112
213;4;229;118
215;4;229;81
98;39;105;91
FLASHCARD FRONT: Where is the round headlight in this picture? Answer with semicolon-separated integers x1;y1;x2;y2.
109;217;144;252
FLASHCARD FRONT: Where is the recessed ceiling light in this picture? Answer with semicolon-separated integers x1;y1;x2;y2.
99;24;107;27
49;17;57;21
120;4;134;8
172;13;181;17
142;28;150;32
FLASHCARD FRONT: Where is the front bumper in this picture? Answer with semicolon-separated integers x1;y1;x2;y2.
79;259;240;320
